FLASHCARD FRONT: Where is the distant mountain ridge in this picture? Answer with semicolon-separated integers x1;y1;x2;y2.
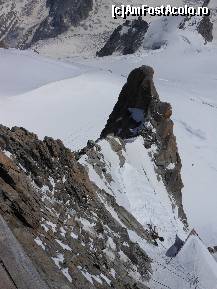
0;0;216;56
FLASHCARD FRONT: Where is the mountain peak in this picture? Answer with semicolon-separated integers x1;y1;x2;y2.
101;65;187;226
101;65;158;139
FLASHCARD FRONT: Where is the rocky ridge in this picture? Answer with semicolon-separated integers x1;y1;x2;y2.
0;125;152;289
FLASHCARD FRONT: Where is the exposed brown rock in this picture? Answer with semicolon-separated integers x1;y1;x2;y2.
0;150;41;229
0;124;151;289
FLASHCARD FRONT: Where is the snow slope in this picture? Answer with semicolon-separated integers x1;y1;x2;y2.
79;136;193;289
148;232;217;289
176;233;217;289
0;48;86;97
0;48;124;148
80;136;186;246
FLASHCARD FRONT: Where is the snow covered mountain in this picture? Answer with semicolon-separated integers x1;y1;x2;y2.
0;0;216;57
0;0;93;48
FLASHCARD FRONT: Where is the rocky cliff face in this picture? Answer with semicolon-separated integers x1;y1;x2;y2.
97;19;149;57
197;14;213;42
100;66;187;225
0;125;151;289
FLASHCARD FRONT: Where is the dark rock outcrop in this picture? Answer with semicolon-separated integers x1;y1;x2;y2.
0;125;151;289
179;0;213;43
101;66;187;226
197;15;213;43
97;18;148;57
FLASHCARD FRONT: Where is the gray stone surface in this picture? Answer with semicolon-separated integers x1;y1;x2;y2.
0;215;49;289
0;263;17;289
